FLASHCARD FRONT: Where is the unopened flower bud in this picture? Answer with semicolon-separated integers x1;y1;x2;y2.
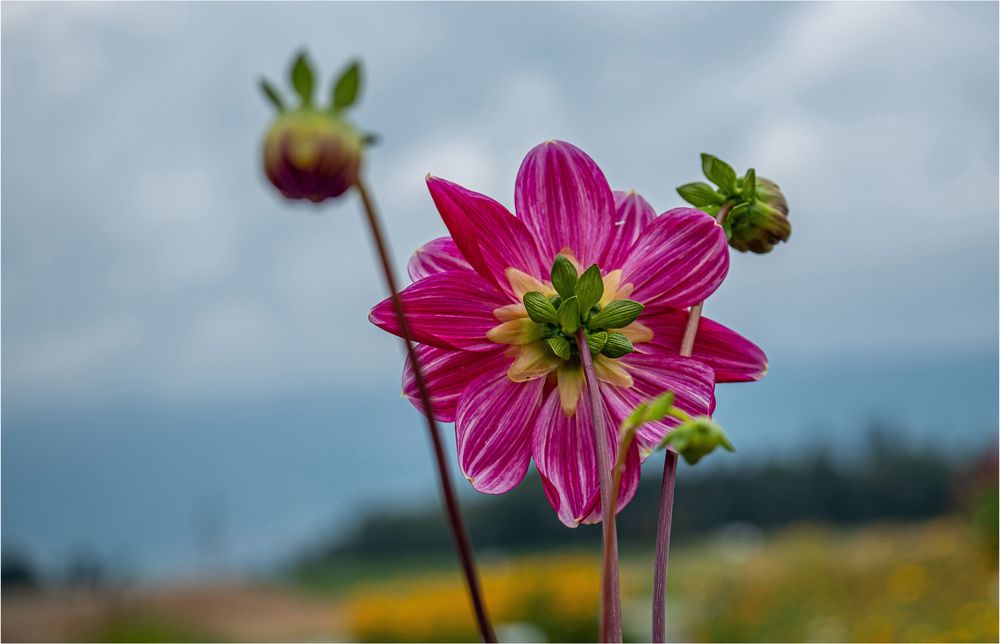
258;52;373;204
661;417;735;465
678;154;791;254
263;111;362;202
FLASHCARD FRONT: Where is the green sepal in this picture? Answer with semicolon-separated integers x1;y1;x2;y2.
546;335;571;361
645;391;676;422
624;402;649;429
332;60;361;113
586;330;608;356
589;300;644;330
677;182;724;207
557;296;581;335
523;291;559;325
740;168;756;202
701;153;738;195
551;255;578;299
290;51;315;106
259;78;286;112
601;332;634;358
575;265;604;316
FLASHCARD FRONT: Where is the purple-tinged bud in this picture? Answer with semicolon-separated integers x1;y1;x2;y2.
263;111;362;203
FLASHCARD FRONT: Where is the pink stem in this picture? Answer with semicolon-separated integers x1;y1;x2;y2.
651;203;730;643
576;328;622;643
356;179;497;643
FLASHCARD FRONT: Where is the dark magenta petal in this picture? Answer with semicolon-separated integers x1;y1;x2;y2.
638;308;768;383
602;190;656;270
368;270;509;351
403;344;511;422
407;237;472;282
621;208;730;309
455;370;543;494
427;176;545;296
515;141;616;267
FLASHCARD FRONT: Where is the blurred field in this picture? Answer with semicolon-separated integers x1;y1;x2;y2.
3;515;996;642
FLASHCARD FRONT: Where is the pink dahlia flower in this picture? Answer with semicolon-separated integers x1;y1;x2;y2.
370;141;766;527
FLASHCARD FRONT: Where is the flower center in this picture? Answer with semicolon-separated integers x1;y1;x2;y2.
486;254;654;416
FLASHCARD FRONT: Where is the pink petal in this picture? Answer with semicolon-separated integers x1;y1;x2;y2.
369;269;509;351
639;308;768;383
455;370;544;494
514;141;615;267
426;176;545;296
604;355;716;452
621;208;730;309
407;237;472;282
601;190;657;270
403;345;512;422
532;384;638;527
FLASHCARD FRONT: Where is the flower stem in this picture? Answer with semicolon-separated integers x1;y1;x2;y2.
575;328;622;643
651;202;731;643
355;178;497;644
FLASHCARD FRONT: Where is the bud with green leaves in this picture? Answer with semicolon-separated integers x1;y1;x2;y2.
259;51;376;203
677;153;791;254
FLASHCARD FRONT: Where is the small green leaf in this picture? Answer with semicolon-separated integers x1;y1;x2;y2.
575;265;604;315
701;153;738;195
558;296;581;335
546;335;571;361
676;182;724;207
645;392;676;421
290;51;315;106
551;255;578;299
589;300;644;330
259;78;285;112
332;60;361;112
586;330;608;356
741;168;756;202
523;291;559;324
601;332;634;359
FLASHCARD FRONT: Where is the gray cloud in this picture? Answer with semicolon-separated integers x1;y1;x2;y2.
2;2;997;407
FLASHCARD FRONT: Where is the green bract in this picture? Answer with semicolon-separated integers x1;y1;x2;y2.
522;255;644;363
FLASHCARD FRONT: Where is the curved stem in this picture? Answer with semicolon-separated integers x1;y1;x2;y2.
355;178;497;643
575;329;622;643
651;202;731;643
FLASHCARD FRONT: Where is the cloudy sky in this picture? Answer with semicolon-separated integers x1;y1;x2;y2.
2;2;997;577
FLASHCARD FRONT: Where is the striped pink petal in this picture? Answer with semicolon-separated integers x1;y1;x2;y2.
638;308;768;382
514;141;615;267
427;176;545;296
407;237;472;282
403;345;512;422
621;208;730;309
602;190;657;270
532;384;636;527
455;370;544;494
369;269;509;351
604;355;716;453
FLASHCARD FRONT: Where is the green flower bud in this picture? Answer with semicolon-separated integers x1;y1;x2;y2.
726;178;791;254
662;417;735;465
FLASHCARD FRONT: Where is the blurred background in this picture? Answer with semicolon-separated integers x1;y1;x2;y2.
2;2;997;642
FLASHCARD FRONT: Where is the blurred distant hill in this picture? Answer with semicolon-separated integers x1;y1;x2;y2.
299;428;995;566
